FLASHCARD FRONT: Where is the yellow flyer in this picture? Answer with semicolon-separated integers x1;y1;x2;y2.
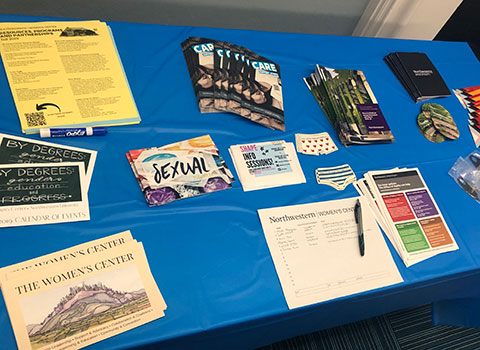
0;21;140;133
2;241;166;350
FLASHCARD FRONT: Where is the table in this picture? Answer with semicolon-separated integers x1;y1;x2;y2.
1;14;480;350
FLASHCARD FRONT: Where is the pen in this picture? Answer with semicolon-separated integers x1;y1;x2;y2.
40;127;108;138
354;199;365;256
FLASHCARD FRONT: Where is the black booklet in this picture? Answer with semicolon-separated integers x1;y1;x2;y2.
384;52;451;102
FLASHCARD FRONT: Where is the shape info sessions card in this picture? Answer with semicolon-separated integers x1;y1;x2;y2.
229;140;305;191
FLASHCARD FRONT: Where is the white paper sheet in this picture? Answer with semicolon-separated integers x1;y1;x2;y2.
258;197;403;309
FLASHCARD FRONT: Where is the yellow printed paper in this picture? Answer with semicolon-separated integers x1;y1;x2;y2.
0;21;140;133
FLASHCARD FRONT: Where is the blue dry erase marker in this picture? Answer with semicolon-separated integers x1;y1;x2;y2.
40;127;108;138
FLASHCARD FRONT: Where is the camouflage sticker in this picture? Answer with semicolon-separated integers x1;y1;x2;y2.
422;103;459;140
417;112;445;143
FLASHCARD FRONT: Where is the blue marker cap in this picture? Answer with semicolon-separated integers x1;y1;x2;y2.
91;127;108;136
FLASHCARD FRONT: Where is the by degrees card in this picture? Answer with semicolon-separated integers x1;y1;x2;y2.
0;133;97;188
0;162;89;227
2;242;166;350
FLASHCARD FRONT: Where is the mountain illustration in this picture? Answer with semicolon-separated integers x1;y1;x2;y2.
27;282;147;337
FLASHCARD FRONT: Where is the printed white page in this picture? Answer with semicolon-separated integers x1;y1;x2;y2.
258;196;403;309
365;168;458;267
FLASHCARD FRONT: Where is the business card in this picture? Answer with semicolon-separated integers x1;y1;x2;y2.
0;162;89;227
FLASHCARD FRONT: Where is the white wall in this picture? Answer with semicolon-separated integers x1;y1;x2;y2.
0;0;370;36
353;0;463;40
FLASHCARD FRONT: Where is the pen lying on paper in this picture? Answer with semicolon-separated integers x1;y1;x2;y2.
354;199;365;256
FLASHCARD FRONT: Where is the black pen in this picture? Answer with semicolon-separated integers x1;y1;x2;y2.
354;199;365;256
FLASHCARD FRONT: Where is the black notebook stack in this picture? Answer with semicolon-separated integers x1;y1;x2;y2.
384;52;451;102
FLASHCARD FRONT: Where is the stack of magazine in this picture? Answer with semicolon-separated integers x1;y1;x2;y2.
126;135;235;206
354;168;458;266
304;65;395;146
181;37;285;131
0;231;167;350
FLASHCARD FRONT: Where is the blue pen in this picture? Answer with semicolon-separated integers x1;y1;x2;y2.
354;199;365;256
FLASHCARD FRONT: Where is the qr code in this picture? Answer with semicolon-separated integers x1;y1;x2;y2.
24;112;46;127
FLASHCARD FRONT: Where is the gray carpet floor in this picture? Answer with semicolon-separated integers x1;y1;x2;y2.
258;304;480;350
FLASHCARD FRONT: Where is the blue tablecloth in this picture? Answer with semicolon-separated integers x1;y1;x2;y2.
1;14;480;350
433;297;480;328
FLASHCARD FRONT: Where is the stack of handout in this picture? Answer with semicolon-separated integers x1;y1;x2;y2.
304;64;395;146
384;52;451;103
354;167;458;266
453;85;480;146
0;230;167;350
181;37;285;131
0;21;141;134
127;135;235;206
0;133;96;228
229;140;305;191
